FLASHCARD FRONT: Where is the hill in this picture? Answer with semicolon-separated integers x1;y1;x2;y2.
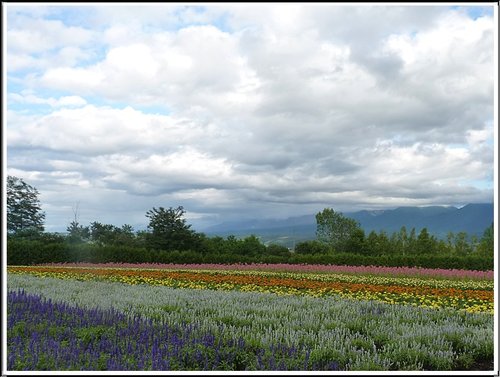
201;203;493;248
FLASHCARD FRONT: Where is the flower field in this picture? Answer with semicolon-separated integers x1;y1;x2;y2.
39;262;494;279
7;263;495;371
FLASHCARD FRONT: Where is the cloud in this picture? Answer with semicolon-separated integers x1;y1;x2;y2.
9;93;87;108
7;17;94;54
5;5;495;231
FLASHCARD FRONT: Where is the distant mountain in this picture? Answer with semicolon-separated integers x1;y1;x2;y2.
347;203;493;238
201;203;493;247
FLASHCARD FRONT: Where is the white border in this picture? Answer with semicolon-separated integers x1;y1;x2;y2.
493;2;499;375
2;2;498;376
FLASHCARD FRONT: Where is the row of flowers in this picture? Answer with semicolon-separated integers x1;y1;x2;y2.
7;273;495;371
8;289;342;371
8;266;493;313
39;262;494;280
21;265;495;290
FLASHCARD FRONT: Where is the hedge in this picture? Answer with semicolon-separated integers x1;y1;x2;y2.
7;239;493;271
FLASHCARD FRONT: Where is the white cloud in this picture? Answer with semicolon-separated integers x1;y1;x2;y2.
5;5;495;230
8;18;94;54
9;92;87;108
7;53;37;71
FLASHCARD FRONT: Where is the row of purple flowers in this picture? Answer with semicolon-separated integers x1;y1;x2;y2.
7;289;339;371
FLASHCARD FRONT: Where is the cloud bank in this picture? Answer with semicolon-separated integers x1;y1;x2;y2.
5;4;495;232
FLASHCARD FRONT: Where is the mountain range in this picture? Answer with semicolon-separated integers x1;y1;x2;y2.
201;203;494;247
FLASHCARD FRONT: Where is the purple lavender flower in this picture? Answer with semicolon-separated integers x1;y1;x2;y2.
8;289;340;371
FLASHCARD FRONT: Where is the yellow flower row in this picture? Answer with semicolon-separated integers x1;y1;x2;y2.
165;268;494;291
8;267;493;313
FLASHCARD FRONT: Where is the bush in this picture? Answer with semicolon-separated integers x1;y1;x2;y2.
266;244;291;257
7;240;69;265
294;240;331;255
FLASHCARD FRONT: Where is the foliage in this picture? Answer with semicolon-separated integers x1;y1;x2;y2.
89;222;137;246
7;239;494;270
315;208;361;252
5;198;494;270
7;176;45;234
265;244;291;257
477;223;494;257
145;206;198;251
294;240;330;254
66;221;90;244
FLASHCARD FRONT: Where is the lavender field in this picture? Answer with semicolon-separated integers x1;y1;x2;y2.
9;290;335;371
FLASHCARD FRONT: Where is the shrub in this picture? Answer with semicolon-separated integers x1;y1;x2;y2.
294;240;331;255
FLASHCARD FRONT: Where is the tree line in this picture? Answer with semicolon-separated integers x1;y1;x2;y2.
304;208;493;257
6;176;494;270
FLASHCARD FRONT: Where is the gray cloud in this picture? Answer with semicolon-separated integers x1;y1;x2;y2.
5;5;495;232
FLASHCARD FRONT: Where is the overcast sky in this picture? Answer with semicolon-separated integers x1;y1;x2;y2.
4;4;496;233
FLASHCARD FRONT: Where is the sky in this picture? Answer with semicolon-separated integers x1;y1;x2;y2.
3;3;496;233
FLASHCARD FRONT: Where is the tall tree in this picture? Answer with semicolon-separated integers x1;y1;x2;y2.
7;175;45;234
477;223;494;257
145;206;197;251
315;208;361;252
415;228;434;254
66;202;89;243
453;231;472;255
89;221;117;246
66;221;90;243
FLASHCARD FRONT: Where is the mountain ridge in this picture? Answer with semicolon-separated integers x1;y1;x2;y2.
201;203;493;246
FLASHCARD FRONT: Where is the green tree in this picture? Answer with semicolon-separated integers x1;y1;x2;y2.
397;226;409;255
315;208;361;252
453;231;472;255
415;228;435;254
89;222;136;246
446;231;455;253
294;240;331;255
345;228;366;254
266;244;291;257
145;206;197;251
376;231;392;255
115;224;136;245
365;231;378;255
365;230;391;256
66;202;89;243
477;223;494;257
7;176;45;234
66;220;90;243
407;227;417;253
90;221;117;246
234;235;266;256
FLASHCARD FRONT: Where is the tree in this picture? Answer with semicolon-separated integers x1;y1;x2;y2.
145;206;197;251
397;226;409;255
294;240;330;255
315;208;361;252
234;235;266;256
7;175;45;234
344;228;366;254
66;202;89;243
477;223;494;257
115;224;136;246
408;228;417;253
453;231;472;255
365;230;391;256
415;228;434;254
90;221;117;246
66;220;90;243
266;244;291;257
